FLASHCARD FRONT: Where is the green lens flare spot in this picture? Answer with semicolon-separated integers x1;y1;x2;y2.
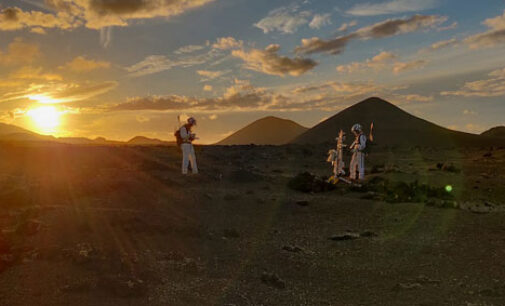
445;185;453;193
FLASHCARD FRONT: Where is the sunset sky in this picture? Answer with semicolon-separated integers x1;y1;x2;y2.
1;0;505;143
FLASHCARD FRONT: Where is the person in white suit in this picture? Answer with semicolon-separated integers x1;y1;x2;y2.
349;123;366;181
179;117;198;175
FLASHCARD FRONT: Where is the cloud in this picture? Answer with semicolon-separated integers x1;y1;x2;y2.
464;29;505;49
291;81;390;95
106;81;270;112
197;69;231;81
357;14;447;38
59;0;216;30
126;48;222;77
296;15;447;55
309;14;331;29
0;6;78;31
100;77;417;113
483;10;505;30
0;80;118;104
174;44;205;54
336;51;427;74
1;0;215;31
212;37;243;50
337;51;397;73
126;55;174;77
208;114;218;120
100;26;112;48
463;11;505;49
337;20;358;32
347;0;439;16
463;109;478;116
61;56;111;72
392;59;427;73
296;33;358;55
0;38;40;66
420;38;459;53
30;27;47;34
441;67;505;97
136;115;150;123
254;4;312;34
398;94;433;102
9;66;63;81
437;21;458;31
203;85;213;92
232;44;317;77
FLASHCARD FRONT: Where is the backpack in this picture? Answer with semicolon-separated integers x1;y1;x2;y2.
174;129;183;146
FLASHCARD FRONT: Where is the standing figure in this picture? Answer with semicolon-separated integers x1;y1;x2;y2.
349;123;367;181
327;130;347;184
334;129;347;177
178;117;198;175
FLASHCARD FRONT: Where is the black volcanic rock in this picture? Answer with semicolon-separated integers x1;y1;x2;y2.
291;97;499;147
217;116;308;145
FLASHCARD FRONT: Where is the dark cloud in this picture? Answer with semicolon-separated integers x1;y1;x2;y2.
296;15;447;55
1;0;215;31
232;44;318;76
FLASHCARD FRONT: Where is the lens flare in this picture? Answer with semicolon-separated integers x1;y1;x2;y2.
445;185;453;193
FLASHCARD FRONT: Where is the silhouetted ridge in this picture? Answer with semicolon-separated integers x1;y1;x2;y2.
481;126;505;138
291;97;499;147
217;116;308;145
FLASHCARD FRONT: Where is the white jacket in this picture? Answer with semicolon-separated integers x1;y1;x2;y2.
351;134;367;152
180;126;192;143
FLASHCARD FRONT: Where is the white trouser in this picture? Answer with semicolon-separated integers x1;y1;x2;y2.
350;151;365;180
181;143;198;174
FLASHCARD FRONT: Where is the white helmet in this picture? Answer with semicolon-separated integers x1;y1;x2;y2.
351;123;362;133
187;117;197;125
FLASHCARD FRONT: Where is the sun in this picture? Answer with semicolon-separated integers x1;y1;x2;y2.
27;106;62;134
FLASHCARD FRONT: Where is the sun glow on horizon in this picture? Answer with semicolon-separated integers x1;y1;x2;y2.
27;106;62;134
27;94;60;104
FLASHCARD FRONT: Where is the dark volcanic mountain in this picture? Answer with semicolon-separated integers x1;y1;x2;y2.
481;126;505;138
217;116;308;145
292;97;499;147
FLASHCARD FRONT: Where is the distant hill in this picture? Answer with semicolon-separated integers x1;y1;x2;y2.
217;116;308;145
481;126;505;138
127;136;173;146
0;122;172;146
292;97;500;147
0;123;55;142
0;123;36;136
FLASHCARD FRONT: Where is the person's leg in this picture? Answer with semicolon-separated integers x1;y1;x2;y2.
189;145;198;174
181;144;189;174
358;153;365;180
349;153;357;180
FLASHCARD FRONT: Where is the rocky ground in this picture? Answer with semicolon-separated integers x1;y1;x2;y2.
0;142;504;305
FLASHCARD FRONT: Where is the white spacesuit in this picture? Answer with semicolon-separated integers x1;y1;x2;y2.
180;117;198;175
349;124;367;180
333;129;346;176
